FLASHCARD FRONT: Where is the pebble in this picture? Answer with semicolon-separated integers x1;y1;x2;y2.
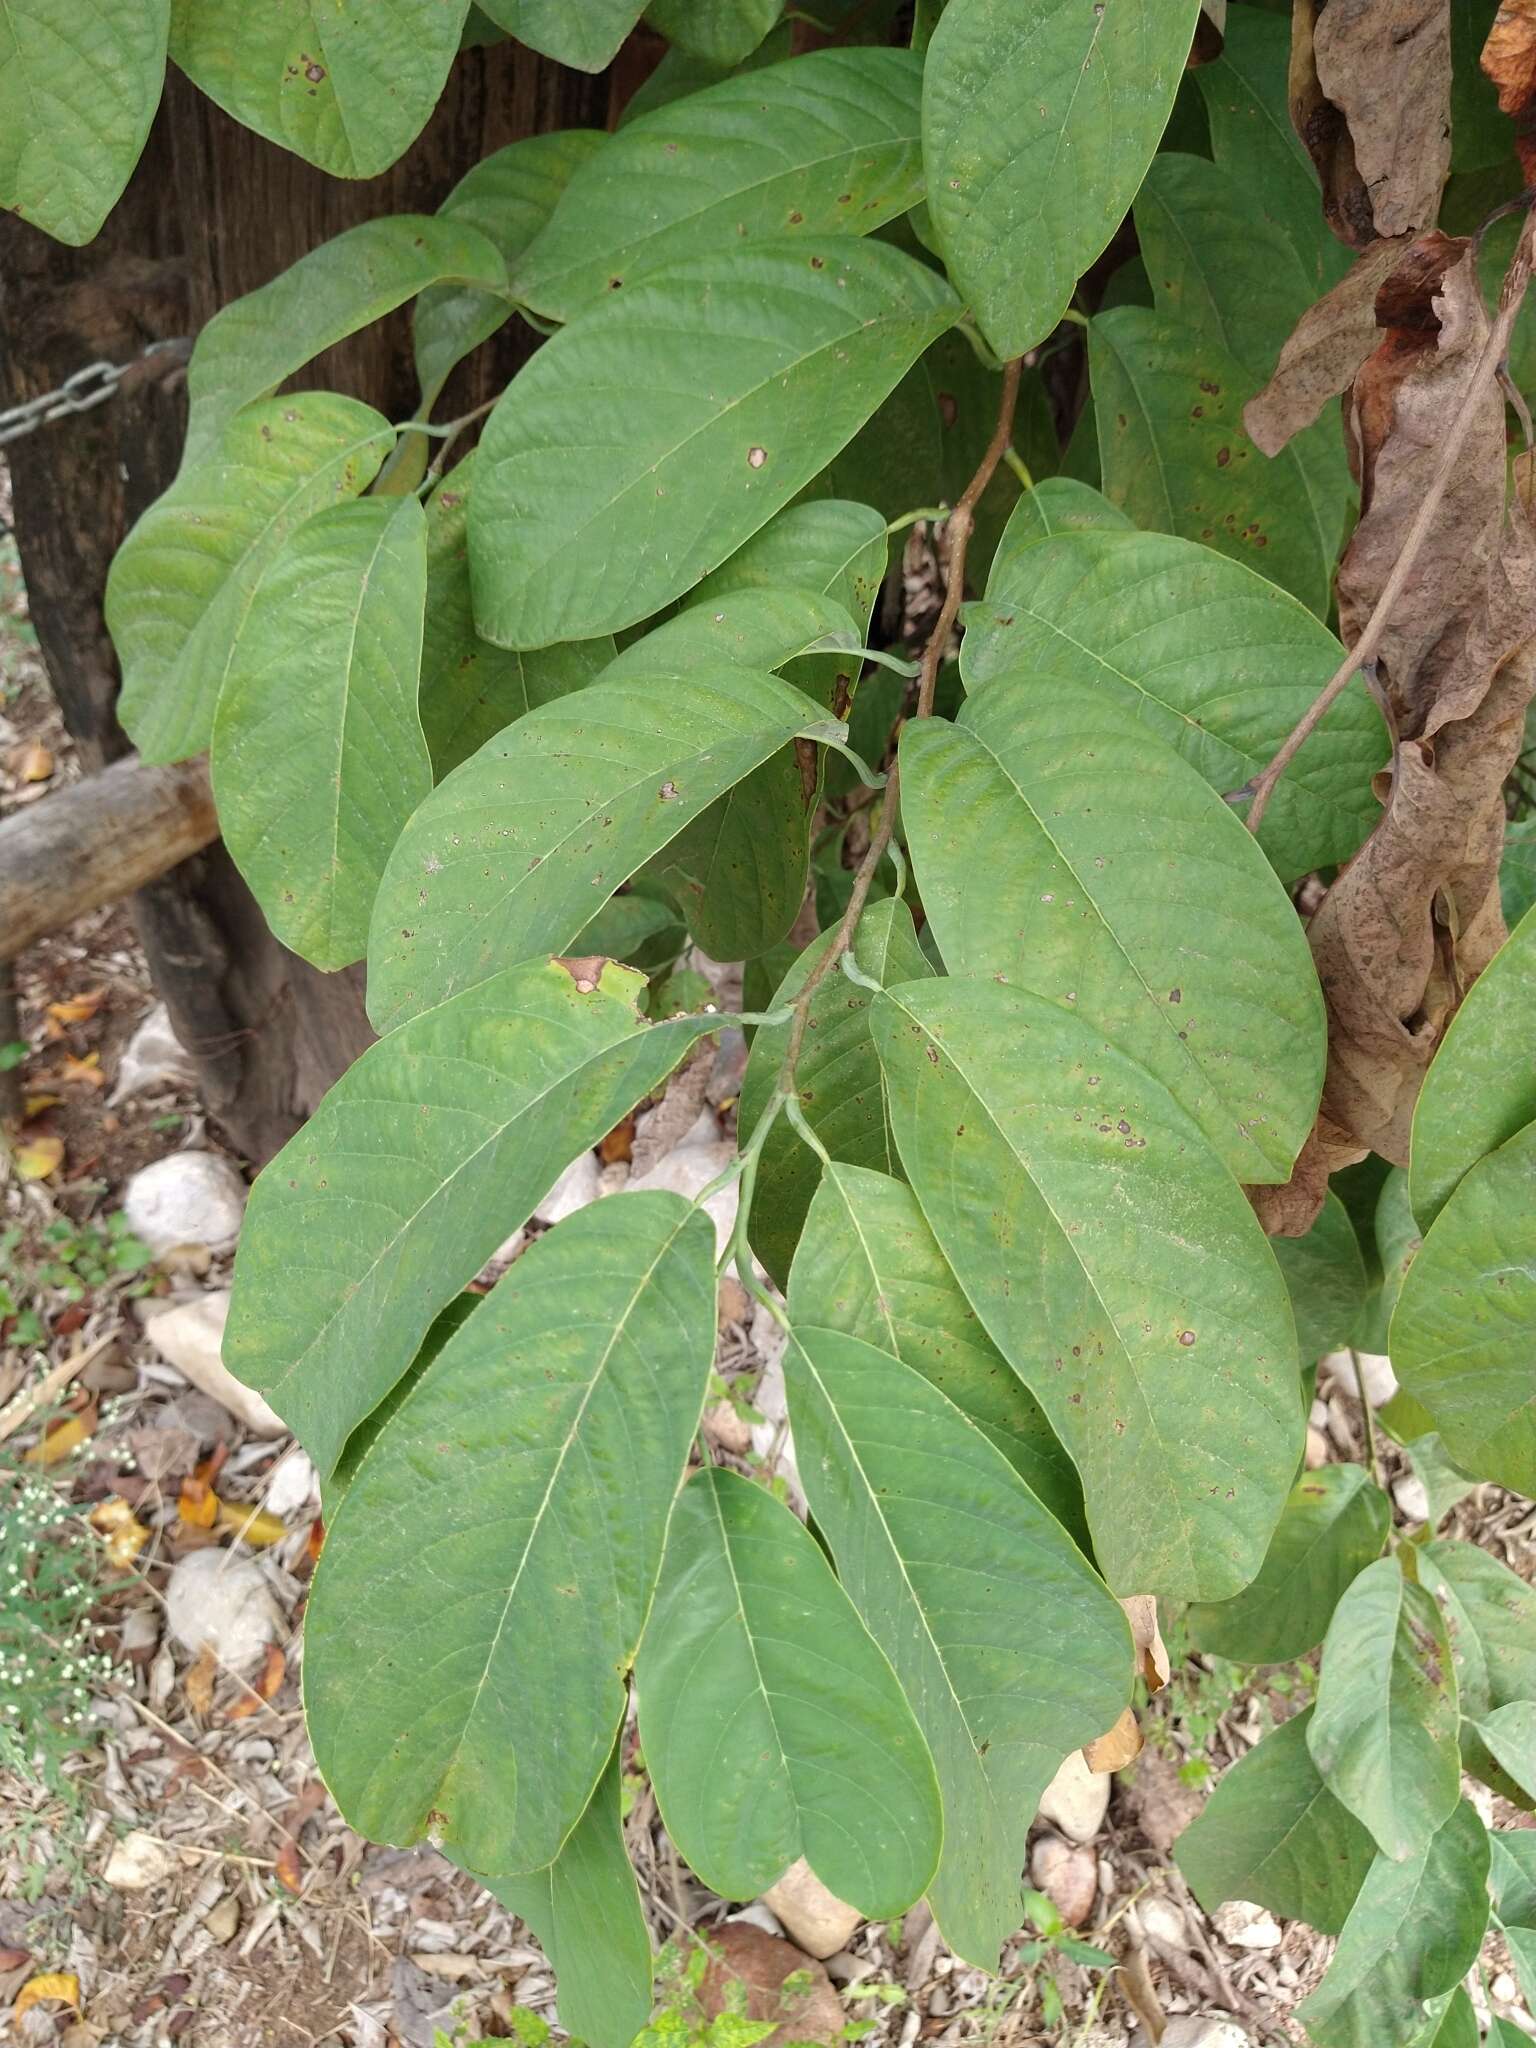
141;1289;286;1436
1211;1899;1282;1950
760;1858;862;1959
164;1549;281;1674
625;1140;739;1258
533;1150;603;1225
102;1829;176;1891
124;1150;247;1256
1029;1834;1097;1926
1038;1748;1111;1842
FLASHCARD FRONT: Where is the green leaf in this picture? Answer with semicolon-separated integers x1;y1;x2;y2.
367;664;842;1032
1191;6;1348;296
899;668;1326;1184
182;215;508;469
645;0;780;65
1174;1708;1376;1935
783;1324;1131;1968
738;899;934;1285
1353;1164;1420;1352
1133;150;1354;571
225;956;725;1477
108;395;395;764
1500;817;1536;928
1091;308;1331;615
515;49;922;323
1478;1703;1536;1805
695;499;889;626
1270;1193;1371;1363
1295;1802;1490;2048
0;0;167;244
636;1465;942;1914
960;528;1386;882
470;238;958;648
1409;902;1536;1231
169;0;471;181
872;975;1301;1601
921;0;1199;357
306;1191;715;1875
1392;1120;1536;1495
328;1294;480;1511
488;1745;653;2048
1399;1434;1477;1532
1490;1826;1536;1925
210;496;432;972
478;0;644;69
992;478;1133;553
415;129;606;411
1308;1555;1461;1862
1419;1539;1536;1719
787;1161;1085;1541
624;586;861;961
1423;1990;1480;2048
419;459;616;780
1187;1466;1390;1667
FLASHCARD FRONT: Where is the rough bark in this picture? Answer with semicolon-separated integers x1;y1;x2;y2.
0;41;609;1163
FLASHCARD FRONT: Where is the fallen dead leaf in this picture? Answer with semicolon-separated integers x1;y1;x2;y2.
89;1496;150;1569
1245;235;1413;453
184;1641;217;1718
13;1134;63;1182
228;1642;286;1720
45;990;104;1026
12;740;53;784
697;1925;844;2048
1084;1705;1144;1774
23;1408;94;1467
274;1836;304;1895
58;1053;104;1090
215;1500;288;1548
1290;0;1452;245
177;1480;219;1530
21;1093;61;1118
14;1972;80;2022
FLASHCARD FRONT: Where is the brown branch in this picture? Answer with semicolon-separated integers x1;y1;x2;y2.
774;357;1023;1094
1242;206;1536;841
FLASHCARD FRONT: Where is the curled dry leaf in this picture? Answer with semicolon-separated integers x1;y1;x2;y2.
13;1134;63;1182
1245;237;1413;454
1121;1594;1171;1692
1084;1704;1144;1774
1483;0;1536;180
1255;223;1536;1230
89;1496;149;1569
23;1408;93;1466
1290;0;1452;246
13;1972;80;2022
184;1641;217;1719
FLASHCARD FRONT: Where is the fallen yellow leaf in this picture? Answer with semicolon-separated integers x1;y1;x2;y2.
23;1411;92;1467
89;1497;150;1569
216;1500;288;1548
22;1093;61;1118
177;1481;220;1530
13;1134;63;1181
14;1971;80;2021
46;990;103;1025
14;741;53;785
59;1052;104;1090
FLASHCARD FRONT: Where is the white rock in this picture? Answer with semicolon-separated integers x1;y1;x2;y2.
142;1289;287;1436
103;1829;177;1891
533;1150;603;1225
1320;1348;1398;1408
1392;1469;1430;1522
1210;1899;1282;1951
263;1448;319;1520
1147;2021;1251;2048
625;1141;738;1258
1029;1834;1097;1927
761;1857;862;1958
1137;1896;1189;1954
1038;1748;1111;1843
124;1151;247;1257
109;1003;197;1105
164;1549;281;1673
725;1901;784;1938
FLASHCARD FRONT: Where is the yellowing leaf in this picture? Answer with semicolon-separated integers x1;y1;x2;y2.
13;1135;63;1181
59;1053;104;1090
1084;1706;1143;1774
46;990;104;1025
177;1482;219;1530
90;1497;150;1570
14;1972;80;2021
216;1500;288;1549
14;740;53;784
21;1094;61;1118
23;1411;92;1466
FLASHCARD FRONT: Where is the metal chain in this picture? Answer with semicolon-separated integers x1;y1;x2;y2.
0;338;192;448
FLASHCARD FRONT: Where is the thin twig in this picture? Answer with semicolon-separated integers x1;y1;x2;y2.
1351;1347;1382;1490
773;357;1024;1097
0;1330;114;1443
1240;204;1536;840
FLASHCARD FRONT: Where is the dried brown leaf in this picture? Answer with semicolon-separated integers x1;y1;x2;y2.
1120;1594;1171;1692
1256;225;1536;1228
1084;1704;1143;1774
697;1925;844;2048
1291;0;1452;245
1483;0;1536;180
1245;236;1413;454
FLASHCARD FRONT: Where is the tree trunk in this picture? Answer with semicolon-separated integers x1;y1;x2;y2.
0;41;610;1164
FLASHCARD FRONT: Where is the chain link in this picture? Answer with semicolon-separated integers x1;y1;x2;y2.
0;339;192;448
